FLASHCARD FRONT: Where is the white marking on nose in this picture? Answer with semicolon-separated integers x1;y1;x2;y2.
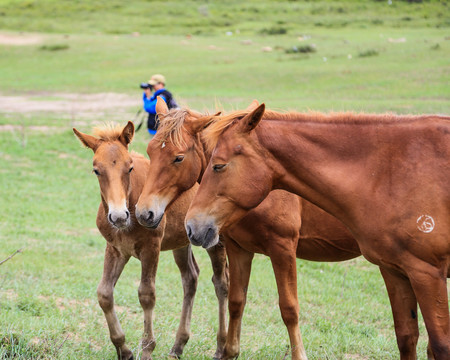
161;142;166;149
417;215;435;233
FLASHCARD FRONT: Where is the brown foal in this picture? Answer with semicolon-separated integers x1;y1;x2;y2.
135;98;361;360
185;103;450;360
73;122;228;360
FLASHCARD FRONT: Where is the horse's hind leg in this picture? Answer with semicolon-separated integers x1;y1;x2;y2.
169;245;200;358
97;245;132;360
379;267;419;360
206;238;229;360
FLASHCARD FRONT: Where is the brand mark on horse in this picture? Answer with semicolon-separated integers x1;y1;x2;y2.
416;215;435;233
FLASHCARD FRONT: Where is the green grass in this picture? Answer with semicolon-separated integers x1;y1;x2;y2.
0;0;448;36
0;1;448;359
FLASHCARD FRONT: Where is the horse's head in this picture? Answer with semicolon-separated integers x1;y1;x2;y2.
73;122;135;230
136;97;215;229
185;103;273;249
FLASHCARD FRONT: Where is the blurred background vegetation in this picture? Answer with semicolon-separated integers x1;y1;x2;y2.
0;1;448;359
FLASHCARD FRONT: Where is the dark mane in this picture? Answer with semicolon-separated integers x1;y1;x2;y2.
262;110;441;125
204;109;446;152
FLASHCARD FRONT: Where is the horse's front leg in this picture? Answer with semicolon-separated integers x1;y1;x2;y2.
97;244;132;360
138;247;160;360
379;266;419;360
206;237;229;359
270;245;307;360
222;236;253;360
407;263;449;360
169;245;200;358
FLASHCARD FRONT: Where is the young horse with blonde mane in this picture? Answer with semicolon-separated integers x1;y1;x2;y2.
185;103;450;360
135;98;362;360
73;122;228;360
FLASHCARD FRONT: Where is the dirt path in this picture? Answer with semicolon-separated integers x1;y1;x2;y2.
0;92;143;133
0;32;44;46
0;92;140;115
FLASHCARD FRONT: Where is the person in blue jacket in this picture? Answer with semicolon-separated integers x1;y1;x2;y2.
141;74;178;136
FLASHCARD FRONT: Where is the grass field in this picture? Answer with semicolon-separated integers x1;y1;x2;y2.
0;1;449;359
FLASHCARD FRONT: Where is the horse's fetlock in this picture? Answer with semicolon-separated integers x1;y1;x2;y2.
111;334;126;347
141;337;156;354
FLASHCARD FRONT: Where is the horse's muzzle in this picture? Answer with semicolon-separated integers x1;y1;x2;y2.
135;208;163;229
185;218;219;249
108;209;131;229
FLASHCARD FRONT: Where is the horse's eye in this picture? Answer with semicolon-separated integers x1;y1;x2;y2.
213;164;227;172
93;169;100;176
174;155;184;163
128;167;134;173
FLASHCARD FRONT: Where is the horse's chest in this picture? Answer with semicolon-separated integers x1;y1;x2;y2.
107;234;140;257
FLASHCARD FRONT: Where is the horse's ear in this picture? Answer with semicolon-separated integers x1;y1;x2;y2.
73;128;100;152
239;103;265;133
156;96;169;116
246;99;260;111
119;121;134;148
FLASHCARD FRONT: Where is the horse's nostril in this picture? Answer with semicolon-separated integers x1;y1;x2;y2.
108;213;114;224
186;225;192;238
147;211;154;222
125;210;130;219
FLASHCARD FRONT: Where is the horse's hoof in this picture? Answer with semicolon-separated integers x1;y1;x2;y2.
119;355;133;360
118;350;134;360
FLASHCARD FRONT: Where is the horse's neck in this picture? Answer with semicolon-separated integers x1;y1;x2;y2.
257;120;378;224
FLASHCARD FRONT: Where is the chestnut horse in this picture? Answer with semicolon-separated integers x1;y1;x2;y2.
185;104;450;360
73;122;228;360
135;98;361;360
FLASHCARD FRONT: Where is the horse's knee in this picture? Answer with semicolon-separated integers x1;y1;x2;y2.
279;303;299;327
138;285;156;309
211;273;229;299
97;286;114;311
228;298;245;320
184;273;199;297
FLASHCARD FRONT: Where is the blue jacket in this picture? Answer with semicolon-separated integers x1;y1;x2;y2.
143;89;168;131
143;89;167;115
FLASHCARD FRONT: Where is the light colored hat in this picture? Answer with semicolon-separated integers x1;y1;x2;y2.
148;74;166;85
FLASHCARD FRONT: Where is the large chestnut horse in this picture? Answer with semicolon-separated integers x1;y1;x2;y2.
73;122;228;360
135;98;361;360
185;104;450;360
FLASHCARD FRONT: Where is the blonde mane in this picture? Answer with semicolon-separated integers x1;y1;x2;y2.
156;108;210;149
92;123;125;141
